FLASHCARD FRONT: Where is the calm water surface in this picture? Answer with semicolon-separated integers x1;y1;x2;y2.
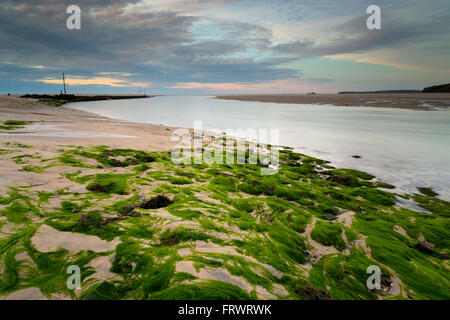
67;95;450;200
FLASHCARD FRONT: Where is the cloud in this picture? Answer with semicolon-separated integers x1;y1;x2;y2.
0;0;449;93
0;0;294;89
171;77;333;93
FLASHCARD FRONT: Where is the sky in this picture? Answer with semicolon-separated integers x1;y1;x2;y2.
0;0;449;94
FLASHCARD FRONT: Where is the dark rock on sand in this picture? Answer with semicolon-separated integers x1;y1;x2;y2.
122;204;135;213
417;187;439;197
140;195;173;209
124;210;142;218
294;284;335;300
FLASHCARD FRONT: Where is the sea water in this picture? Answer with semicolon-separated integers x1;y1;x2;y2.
67;95;450;200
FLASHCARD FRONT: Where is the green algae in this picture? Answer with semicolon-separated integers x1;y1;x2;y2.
150;280;252;300
0;143;448;300
417;187;439;197
311;221;346;251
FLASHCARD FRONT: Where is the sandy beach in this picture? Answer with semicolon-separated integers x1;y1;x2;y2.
216;93;450;110
0;95;177;151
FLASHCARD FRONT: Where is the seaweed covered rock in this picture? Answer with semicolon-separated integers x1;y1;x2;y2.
417;187;438;197
121;204;142;217
326;175;352;186
122;204;135;213
101;149;156;167
124;210;142;218
139;195;173;209
292;283;335;300
87;182;116;194
416;233;435;254
372;274;396;296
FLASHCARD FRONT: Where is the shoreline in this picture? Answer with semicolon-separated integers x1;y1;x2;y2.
215;93;450;111
0;95;177;151
20;94;153;107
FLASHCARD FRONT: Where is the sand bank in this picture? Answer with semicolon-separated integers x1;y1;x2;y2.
215;93;450;110
0;95;177;151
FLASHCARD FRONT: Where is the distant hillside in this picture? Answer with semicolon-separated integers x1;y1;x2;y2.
338;90;420;94
422;83;450;93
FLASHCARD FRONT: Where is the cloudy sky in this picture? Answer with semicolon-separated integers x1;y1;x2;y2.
0;0;449;94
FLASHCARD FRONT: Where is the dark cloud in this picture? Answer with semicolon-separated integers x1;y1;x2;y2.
0;0;449;93
0;0;296;89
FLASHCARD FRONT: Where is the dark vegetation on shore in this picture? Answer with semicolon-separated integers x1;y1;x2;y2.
0;120;32;130
340;83;450;94
422;83;450;93
338;90;421;94
20;94;151;107
338;83;450;94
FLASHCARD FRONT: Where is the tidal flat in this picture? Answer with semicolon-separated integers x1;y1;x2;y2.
0;141;448;300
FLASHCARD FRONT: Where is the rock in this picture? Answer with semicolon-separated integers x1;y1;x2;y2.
122;204;135;213
139;154;156;163
326;175;351;186
125;210;142;218
140;195;173;209
416;233;435;254
300;249;310;258
324;213;337;221
380;275;392;288
294;284;335;300
72;208;80;213
109;159;125;167
417;187;439;197
87;182;115;193
417;241;435;254
373;274;394;296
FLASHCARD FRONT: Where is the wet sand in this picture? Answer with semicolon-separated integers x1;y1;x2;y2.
215;93;450;110
0;95;177;151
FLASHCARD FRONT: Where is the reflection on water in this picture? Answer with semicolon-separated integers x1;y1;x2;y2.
67;95;450;200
